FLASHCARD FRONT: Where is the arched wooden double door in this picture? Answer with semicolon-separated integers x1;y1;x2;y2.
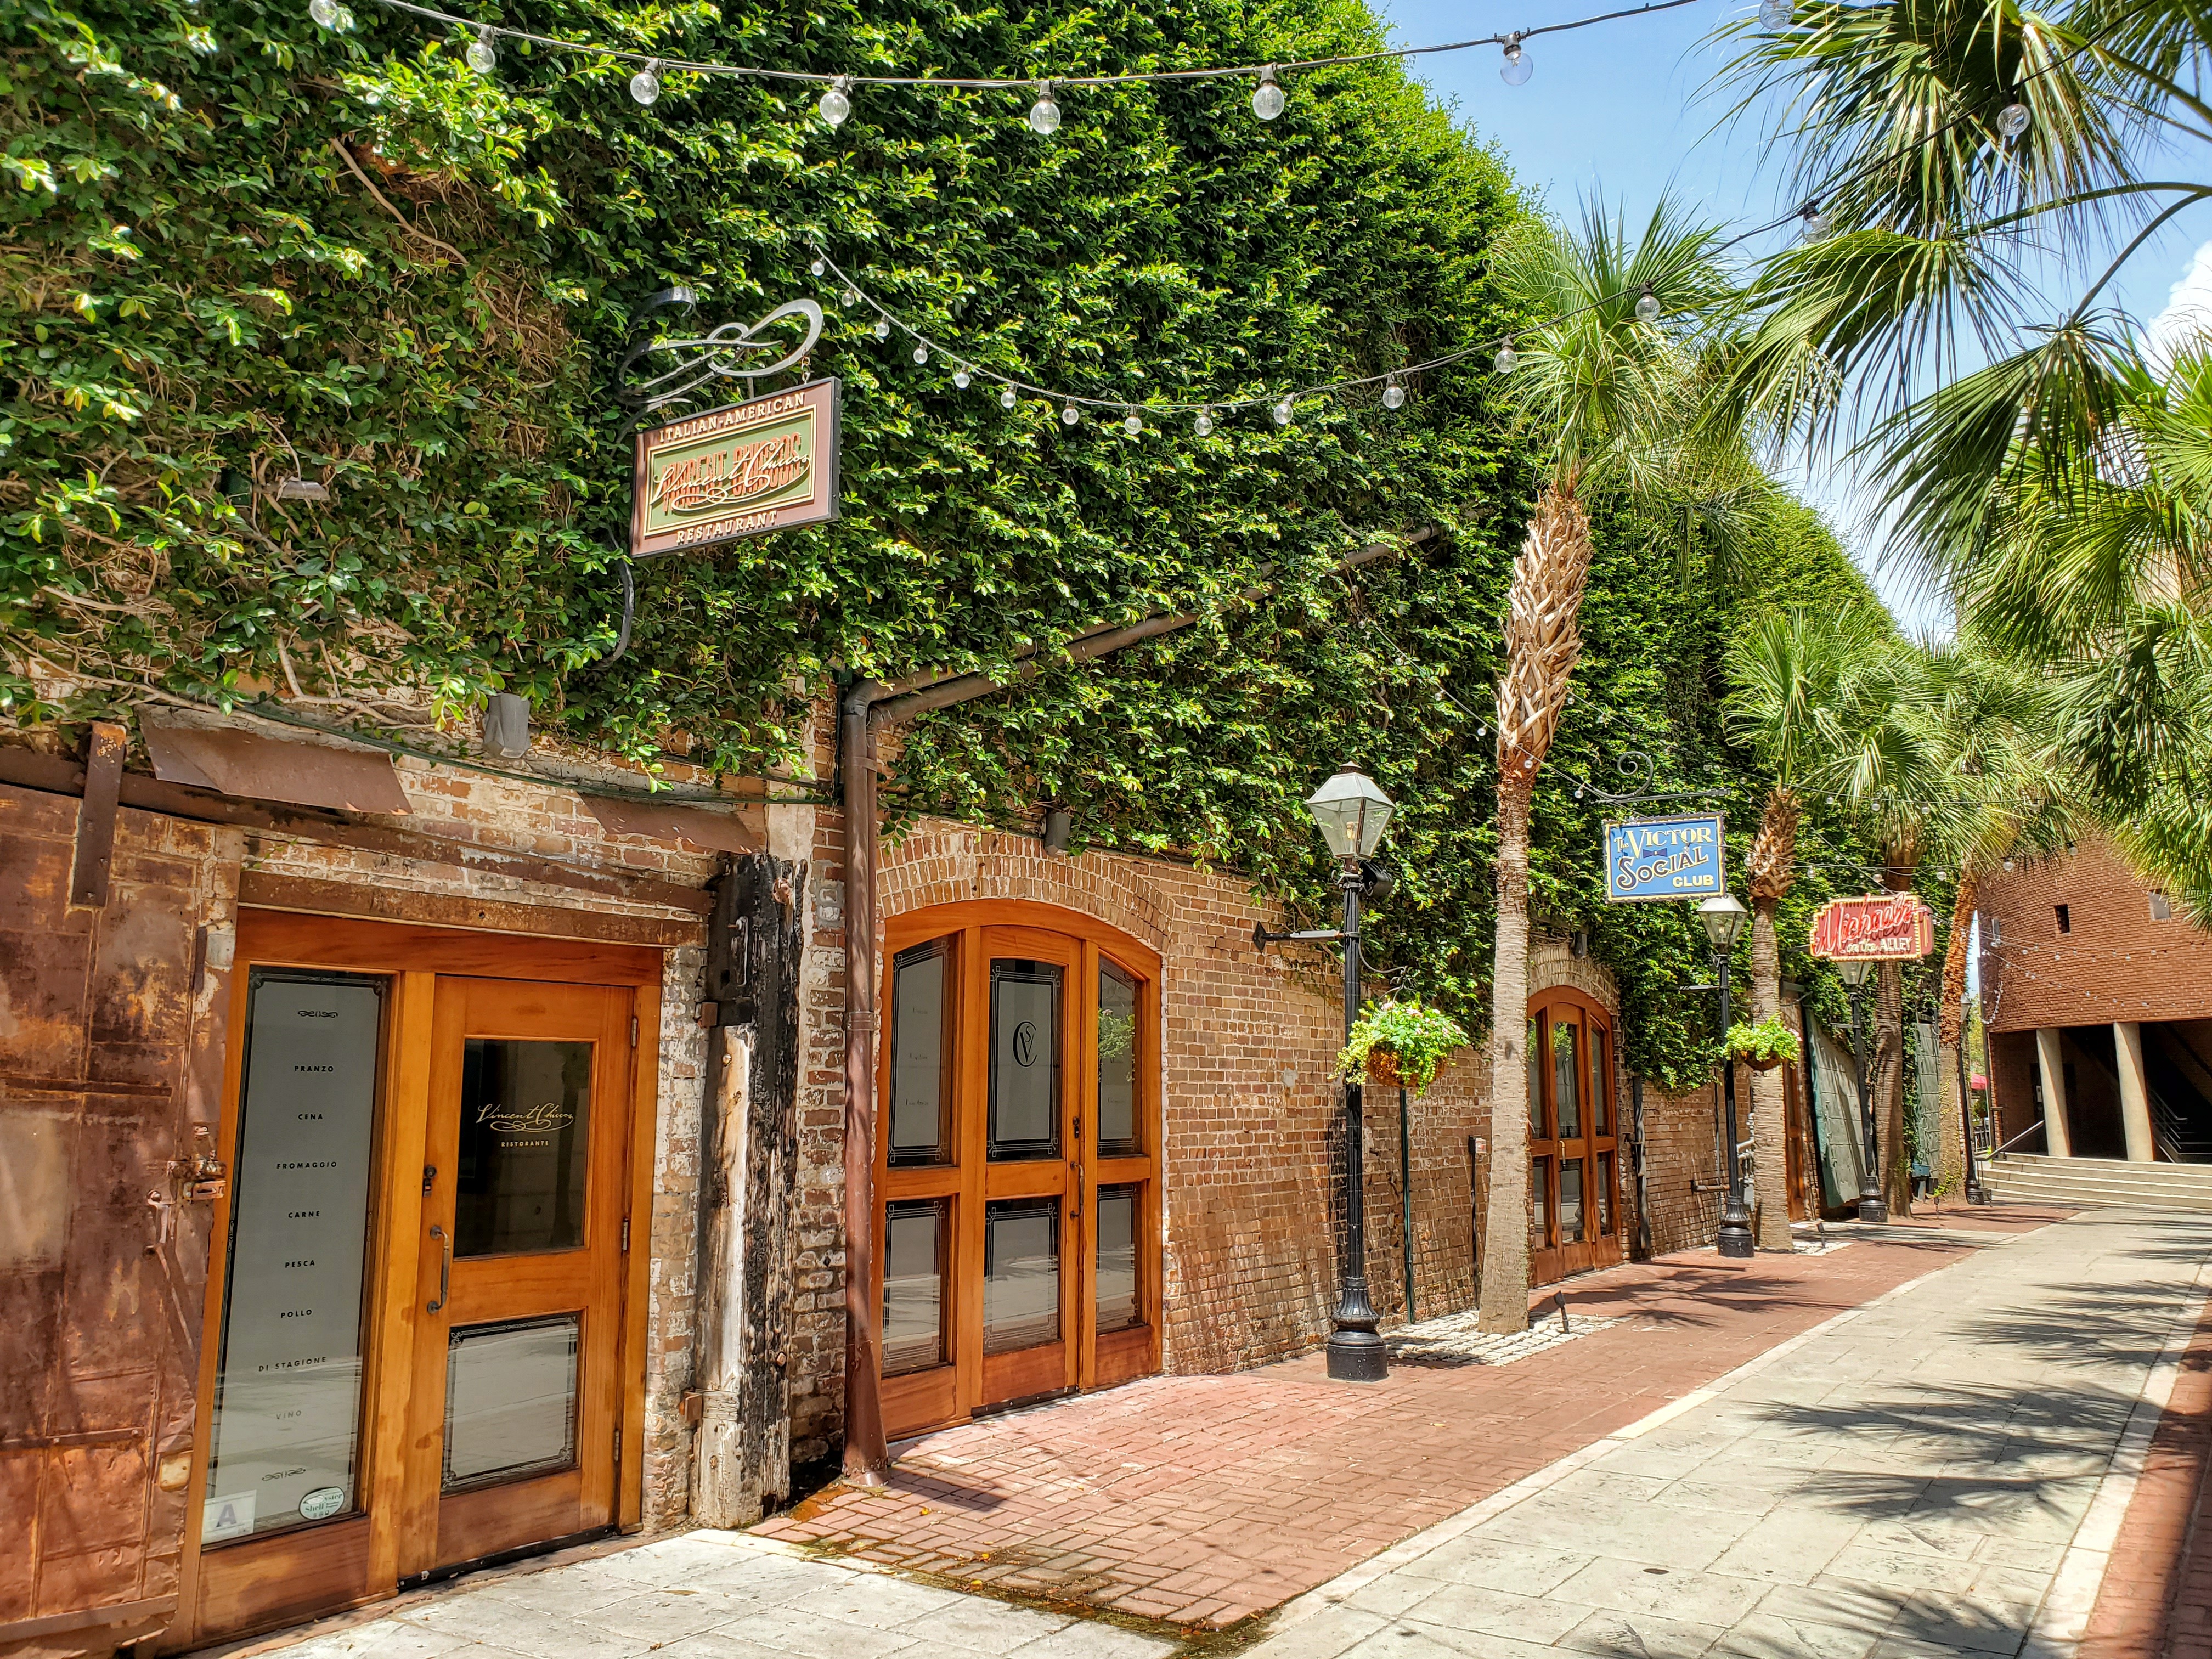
876;902;1163;1439
1526;989;1623;1284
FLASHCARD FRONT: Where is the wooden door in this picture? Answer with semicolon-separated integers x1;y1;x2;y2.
876;904;1161;1441
402;978;631;1577
1528;994;1623;1286
179;915;656;1647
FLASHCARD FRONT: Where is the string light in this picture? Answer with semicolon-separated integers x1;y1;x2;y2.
1635;285;1660;323
1799;200;1830;241
1123;407;1143;435
1062;401;1080;425
1029;81;1063;134
311;0;340;22
810;257;826;276
630;58;662;105
466;25;497;72
1273;396;1295;426
1252;66;1286;120
352;0;1711;134
913;343;929;364
1381;376;1406;409
1494;339;1519;373
1000;385;1018;409
872;318;891;341
1999;101;2031;140
954;366;973;389
1759;0;1793;28
1194;408;1216;435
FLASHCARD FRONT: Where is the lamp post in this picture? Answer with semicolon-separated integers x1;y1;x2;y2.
1698;894;1755;1260
1303;766;1396;1382
1839;958;1887;1222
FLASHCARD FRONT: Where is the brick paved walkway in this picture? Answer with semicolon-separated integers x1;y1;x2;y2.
2081;1286;2212;1659
756;1225;2060;1628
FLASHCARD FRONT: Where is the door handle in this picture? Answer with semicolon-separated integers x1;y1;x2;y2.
427;1224;452;1313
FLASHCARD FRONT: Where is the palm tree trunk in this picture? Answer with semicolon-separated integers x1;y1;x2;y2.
1477;482;1595;1336
1939;875;1978;1048
1876;959;1910;1218
1747;898;1794;1249
1479;781;1534;1334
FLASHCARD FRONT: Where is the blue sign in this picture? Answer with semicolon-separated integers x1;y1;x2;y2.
1604;814;1726;903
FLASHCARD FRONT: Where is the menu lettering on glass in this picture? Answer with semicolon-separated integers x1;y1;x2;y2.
203;973;382;1544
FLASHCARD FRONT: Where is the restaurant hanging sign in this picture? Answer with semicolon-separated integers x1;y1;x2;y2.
1808;894;1937;961
1603;812;1726;902
631;377;841;557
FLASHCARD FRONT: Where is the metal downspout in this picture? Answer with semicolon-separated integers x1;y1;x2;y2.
840;681;890;1483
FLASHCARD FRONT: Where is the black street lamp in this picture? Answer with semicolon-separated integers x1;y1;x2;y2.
1699;894;1756;1260
1840;958;1887;1223
1303;766;1396;1383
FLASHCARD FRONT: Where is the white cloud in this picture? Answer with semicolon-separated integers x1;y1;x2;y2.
2143;239;2212;367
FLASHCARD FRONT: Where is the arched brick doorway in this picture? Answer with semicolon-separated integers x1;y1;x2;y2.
876;901;1164;1438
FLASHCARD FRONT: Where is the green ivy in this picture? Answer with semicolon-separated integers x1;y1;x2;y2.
1;0;1888;1086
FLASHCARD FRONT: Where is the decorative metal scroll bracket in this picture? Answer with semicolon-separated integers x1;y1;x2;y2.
614;289;824;432
1576;748;1731;807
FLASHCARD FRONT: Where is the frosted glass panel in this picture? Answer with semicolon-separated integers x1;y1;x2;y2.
983;1198;1060;1353
1096;1186;1139;1332
443;1316;579;1489
883;1199;947;1375
456;1039;590;1256
890;941;951;1165
989;962;1061;1160
1561;1159;1585;1242
204;972;382;1545
1097;961;1140;1154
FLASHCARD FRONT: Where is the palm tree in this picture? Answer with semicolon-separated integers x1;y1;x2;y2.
1725;604;1893;1245
1477;199;1733;1333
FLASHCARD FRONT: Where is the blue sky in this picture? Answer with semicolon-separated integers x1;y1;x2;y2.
1370;0;2212;633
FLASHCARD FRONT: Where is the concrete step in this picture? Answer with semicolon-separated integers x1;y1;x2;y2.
1984;1154;2212;1212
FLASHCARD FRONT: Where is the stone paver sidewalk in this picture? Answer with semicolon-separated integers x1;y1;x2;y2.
1246;1209;2212;1659
758;1226;2033;1626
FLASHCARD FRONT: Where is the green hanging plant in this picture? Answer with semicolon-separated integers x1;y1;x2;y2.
1723;1014;1801;1071
1338;998;1472;1093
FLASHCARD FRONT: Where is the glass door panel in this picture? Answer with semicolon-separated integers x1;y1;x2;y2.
882;1198;949;1375
988;961;1063;1160
204;970;384;1546
889;939;953;1166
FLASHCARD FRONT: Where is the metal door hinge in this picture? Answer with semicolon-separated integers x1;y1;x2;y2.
621;1216;631;1252
613;1425;622;1468
631;1015;640;1047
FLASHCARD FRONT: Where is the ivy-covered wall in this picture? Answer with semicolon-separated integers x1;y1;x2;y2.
3;0;1893;1086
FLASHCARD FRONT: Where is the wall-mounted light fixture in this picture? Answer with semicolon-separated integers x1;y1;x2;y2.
1041;807;1073;855
482;692;532;759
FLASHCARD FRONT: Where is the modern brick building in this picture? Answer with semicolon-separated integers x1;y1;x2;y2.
1978;836;2212;1164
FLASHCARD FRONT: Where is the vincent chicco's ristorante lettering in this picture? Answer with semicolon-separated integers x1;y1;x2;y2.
632;378;841;557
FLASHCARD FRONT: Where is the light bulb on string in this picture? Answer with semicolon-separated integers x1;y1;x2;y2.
631;59;662;105
1381;376;1406;410
1194;408;1215;436
820;77;852;127
1000;385;1018;409
1800;200;1830;241
1635;285;1660;323
872;318;890;341
913;343;929;364
1061;402;1080;425
1272;396;1294;426
953;366;972;390
1494;338;1518;373
840;286;859;306
810;257;826;276
310;0;339;25
1252;66;1286;121
1500;36;1532;86
466;26;498;73
1999;101;2030;140
1123;407;1143;436
1029;81;1062;135
1759;0;1793;29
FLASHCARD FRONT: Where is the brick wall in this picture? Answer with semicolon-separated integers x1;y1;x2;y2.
1980;836;2212;1033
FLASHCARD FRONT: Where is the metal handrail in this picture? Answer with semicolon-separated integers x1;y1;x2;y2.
1986;1120;2048;1159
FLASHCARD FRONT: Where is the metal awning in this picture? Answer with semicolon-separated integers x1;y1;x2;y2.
139;712;411;815
582;793;760;854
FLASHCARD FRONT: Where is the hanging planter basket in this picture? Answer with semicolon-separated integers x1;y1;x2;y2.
1365;1049;1408;1089
1748;1053;1786;1073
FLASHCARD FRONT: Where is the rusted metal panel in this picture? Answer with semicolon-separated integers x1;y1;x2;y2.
582;792;762;854
140;714;410;816
67;724;126;910
235;870;704;947
0;786;240;1659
